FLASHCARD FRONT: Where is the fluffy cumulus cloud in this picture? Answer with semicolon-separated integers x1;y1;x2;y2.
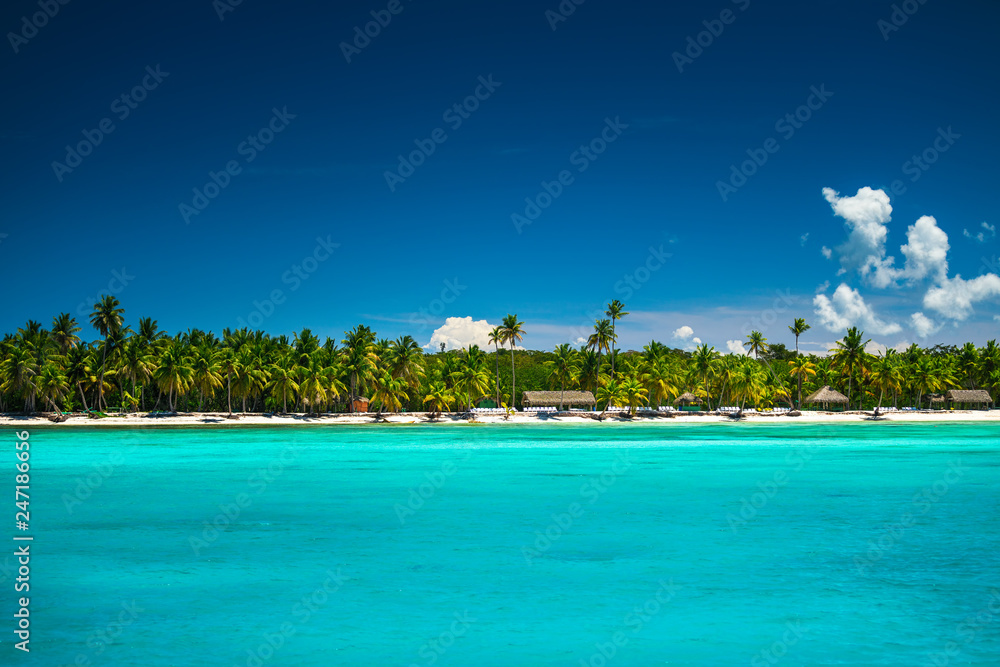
426;317;496;351
963;222;996;243
867;215;950;288
726;340;748;355
671;325;701;349
812;283;902;335
821;246;832;260
923;274;1000;320
823;186;892;277
910;312;942;339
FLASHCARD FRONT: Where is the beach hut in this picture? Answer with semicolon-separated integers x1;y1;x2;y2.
945;389;992;409
672;392;700;410
804;386;849;411
350;397;370;413
522;390;596;410
924;393;946;409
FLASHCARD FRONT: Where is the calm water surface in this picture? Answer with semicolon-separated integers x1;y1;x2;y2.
6;422;999;666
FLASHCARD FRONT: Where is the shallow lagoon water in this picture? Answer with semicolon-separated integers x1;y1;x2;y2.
8;422;1000;665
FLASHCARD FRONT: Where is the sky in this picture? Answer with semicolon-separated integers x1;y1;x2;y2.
1;0;998;355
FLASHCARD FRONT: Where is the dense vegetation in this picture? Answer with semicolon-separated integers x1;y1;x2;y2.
1;296;996;415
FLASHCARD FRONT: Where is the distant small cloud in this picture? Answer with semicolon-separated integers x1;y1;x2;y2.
726;340;747;355
800;233;810;246
815;280;830;294
821;246;832;260
910;312;941;338
672;326;695;340
963;222;996;243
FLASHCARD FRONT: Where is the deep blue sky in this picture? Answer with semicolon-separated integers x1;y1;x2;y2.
2;0;998;353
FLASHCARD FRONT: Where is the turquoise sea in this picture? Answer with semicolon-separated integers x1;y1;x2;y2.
5;422;1000;666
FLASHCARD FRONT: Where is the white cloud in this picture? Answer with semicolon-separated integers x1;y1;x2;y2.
812;283;902;335
821;246;832;260
726;339;748;355
692;337;702;345
910;312;942;338
800;233;809;246
923;274;1000;320
672;326;695;340
823;186;893;278
815;280;830;294
425;317;496;351
868;215;950;288
963;222;996;243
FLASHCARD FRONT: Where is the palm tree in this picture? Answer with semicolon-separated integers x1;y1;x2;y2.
544;344;580;410
692;343;718;411
620;375;648;416
50;313;81;354
787;357;816;409
265;354;298;414
90;295;125;411
152;342;192;411
596;379;626;415
605;300;629;378
65;344;94;411
587;319;615;400
830;327;871;409
36;360;70;414
452;345;491;411
0;342;39;412
422;380;454;419
788;318;811;405
191;346;224;411
488;326;504;406
372;370;408;415
342;325;377;411
744;331;768;360
641;353;680;409
500;314;525;408
119;337;156;413
869;351;903;410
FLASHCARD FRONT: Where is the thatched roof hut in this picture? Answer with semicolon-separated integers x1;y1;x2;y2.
522;391;596;407
945;389;992;405
804;386;848;409
672;392;699;405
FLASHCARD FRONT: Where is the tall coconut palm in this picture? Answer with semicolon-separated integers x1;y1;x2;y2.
422;380;454;419
544;344;580;410
191;346;224;412
620;376;648;416
587;319;615;400
869;351;903;410
692;343;718;410
596;379;626;415
36;360;70;414
500;314;524;408
119;337;156;413
641;354;680;409
787;357;816;409
744;330;768;360
90;296;125;411
605;300;629;378
452;345;491;411
372;370;408;415
50;313;81;354
0;343;39;412
341;325;377;411
152;342;192;411
788;318;810;405
488;326;504;406
65;344;95;411
830;327;871;409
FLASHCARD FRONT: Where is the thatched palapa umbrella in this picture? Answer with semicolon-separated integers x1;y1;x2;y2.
804;385;849;411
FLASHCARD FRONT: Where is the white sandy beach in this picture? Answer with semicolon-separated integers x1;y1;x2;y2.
2;409;998;427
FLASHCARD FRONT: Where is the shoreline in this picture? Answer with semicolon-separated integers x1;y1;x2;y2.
2;409;998;427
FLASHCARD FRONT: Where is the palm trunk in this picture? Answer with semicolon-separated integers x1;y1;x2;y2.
77;382;89;411
509;346;516;409
493;344;500;406
227;373;233;415
610;319;616;378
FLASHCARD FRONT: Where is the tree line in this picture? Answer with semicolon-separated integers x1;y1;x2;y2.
0;297;996;415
